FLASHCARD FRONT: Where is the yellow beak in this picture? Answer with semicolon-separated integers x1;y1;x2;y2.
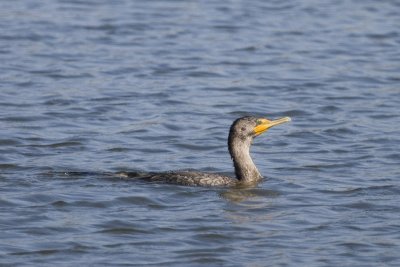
253;117;291;136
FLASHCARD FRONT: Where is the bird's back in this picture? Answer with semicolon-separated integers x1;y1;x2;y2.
119;171;237;187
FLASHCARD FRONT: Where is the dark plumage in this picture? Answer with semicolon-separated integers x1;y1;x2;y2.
119;116;290;186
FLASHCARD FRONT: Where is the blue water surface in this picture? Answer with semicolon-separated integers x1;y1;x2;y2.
1;1;399;266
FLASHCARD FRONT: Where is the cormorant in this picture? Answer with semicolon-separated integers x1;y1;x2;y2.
118;116;291;186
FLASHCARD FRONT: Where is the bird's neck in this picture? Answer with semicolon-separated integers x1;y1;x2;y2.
229;140;262;184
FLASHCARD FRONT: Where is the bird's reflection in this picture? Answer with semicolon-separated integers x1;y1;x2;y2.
219;184;280;203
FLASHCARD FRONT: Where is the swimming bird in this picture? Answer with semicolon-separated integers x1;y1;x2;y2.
119;116;291;186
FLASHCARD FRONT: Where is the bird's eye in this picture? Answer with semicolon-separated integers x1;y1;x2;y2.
241;127;246;131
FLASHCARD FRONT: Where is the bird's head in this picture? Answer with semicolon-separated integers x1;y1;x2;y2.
229;116;291;143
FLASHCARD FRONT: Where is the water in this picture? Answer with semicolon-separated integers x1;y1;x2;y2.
1;0;400;266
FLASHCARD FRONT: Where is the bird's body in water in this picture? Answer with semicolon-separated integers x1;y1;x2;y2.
118;116;291;187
